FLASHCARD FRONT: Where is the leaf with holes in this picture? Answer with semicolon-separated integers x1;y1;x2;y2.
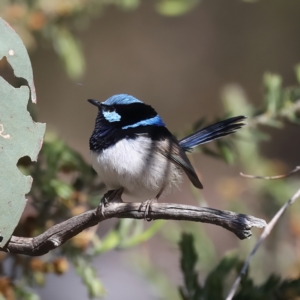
0;18;46;247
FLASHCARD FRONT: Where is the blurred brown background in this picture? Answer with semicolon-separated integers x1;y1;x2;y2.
2;0;300;299
32;0;300;165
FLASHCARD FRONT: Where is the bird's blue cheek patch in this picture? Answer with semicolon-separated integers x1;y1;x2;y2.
103;111;121;122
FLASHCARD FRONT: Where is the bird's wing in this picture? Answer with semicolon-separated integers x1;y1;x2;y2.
157;138;203;189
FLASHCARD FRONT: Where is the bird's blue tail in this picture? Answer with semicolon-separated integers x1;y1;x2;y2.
179;116;246;152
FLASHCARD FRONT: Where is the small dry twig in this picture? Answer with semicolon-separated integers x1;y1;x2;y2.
226;187;300;300
240;166;300;180
0;200;266;256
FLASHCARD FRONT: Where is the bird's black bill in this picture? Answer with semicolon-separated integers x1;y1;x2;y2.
88;99;101;107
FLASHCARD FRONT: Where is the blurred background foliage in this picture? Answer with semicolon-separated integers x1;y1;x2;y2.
1;0;300;299
0;0;203;79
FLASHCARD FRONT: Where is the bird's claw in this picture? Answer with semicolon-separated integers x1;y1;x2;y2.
99;189;123;217
100;196;108;217
142;199;157;221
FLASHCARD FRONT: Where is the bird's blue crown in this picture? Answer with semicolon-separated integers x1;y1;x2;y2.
103;94;143;106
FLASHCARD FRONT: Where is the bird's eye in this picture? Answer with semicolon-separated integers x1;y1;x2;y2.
102;106;115;113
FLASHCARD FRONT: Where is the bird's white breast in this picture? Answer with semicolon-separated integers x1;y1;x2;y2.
90;136;182;200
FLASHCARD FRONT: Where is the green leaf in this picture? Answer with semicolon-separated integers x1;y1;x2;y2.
277;278;300;298
93;220;164;254
222;84;253;116
203;256;240;299
295;63;300;84
92;230;120;254
50;179;74;200
216;140;236;164
120;220;165;248
156;0;200;17
52;27;85;79
33;271;45;286
0;18;46;247
75;257;105;298
14;285;40;300
263;73;282;114
256;117;283;128
178;233;202;300
118;0;141;11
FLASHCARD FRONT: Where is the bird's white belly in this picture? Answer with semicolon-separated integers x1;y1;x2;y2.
90;136;182;200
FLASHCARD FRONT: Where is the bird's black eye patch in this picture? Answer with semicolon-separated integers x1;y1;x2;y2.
114;103;158;127
102;105;115;113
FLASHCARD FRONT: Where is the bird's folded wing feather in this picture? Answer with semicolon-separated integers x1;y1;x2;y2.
157;139;203;189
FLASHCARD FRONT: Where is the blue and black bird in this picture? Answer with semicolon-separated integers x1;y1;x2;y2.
88;94;246;216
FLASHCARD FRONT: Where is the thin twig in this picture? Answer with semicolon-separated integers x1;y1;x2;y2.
240;166;300;180
0;200;266;256
226;187;300;300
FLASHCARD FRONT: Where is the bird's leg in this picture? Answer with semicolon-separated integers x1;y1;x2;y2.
142;186;164;221
100;188;123;217
141;198;157;222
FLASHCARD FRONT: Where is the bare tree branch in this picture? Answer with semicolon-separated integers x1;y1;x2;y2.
0;201;266;256
226;187;300;300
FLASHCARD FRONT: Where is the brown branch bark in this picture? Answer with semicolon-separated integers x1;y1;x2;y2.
0;201;266;256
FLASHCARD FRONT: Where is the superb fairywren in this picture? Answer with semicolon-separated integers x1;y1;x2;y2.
88;94;246;218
